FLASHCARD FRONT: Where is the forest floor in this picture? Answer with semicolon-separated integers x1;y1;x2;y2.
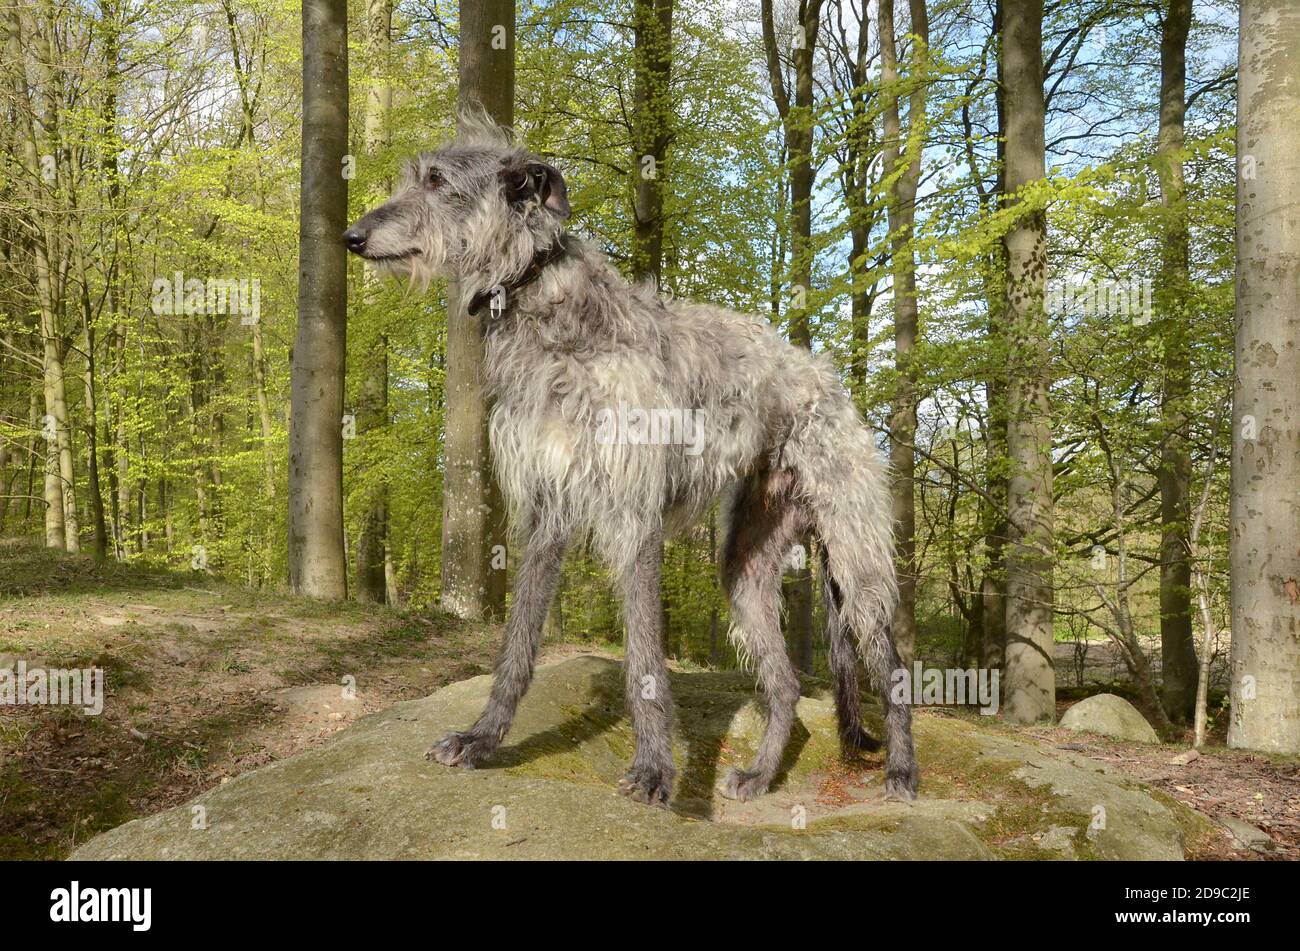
0;540;1295;860
0;540;501;859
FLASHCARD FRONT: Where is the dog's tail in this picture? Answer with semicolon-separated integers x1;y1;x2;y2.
785;401;897;669
785;396;919;798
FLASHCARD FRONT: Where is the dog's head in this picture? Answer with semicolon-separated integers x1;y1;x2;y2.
343;112;569;290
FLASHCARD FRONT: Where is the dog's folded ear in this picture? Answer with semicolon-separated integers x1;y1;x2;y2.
500;159;570;219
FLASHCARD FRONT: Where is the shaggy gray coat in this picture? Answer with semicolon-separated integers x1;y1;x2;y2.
343;116;918;804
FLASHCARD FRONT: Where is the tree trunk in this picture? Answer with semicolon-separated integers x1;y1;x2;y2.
25;389;40;523
439;0;514;620
31;1;81;553
880;0;927;665
0;335;11;531
252;321;276;496
981;248;1009;674
96;0;127;558
0;385;8;533
980;362;1009;672
630;0;674;639
355;0;393;603
186;332;212;549
760;0;824;674
51;335;79;553
80;295;109;560
1155;0;1197;724
630;0;673;285
41;323;70;551
223;0;279;503
354;335;389;601
1095;434;1176;739
1189;435;1220;748
112;317;130;555
974;0;1007;672
1229;0;1300;753
1000;0;1055;723
4;4;67;550
65;180;109;561
838;3;878;401
288;0;349;598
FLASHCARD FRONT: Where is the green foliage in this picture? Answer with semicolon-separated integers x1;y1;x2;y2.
0;0;1237;678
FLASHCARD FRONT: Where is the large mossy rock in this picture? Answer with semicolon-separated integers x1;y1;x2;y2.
73;655;1197;860
1059;693;1160;744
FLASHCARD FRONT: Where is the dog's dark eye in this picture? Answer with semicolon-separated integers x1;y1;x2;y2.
427;169;445;189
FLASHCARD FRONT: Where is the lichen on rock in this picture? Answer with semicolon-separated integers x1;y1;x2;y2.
71;655;1195;860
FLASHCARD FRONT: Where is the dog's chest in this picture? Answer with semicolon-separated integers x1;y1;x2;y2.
486;358;589;493
492;400;580;471
485;326;679;502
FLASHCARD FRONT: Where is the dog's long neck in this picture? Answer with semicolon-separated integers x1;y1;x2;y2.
472;235;666;400
465;234;573;318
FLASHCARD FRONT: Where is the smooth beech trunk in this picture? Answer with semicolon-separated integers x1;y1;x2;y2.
1000;0;1055;724
5;5;67;550
288;0;349;598
440;0;513;619
1229;0;1300;753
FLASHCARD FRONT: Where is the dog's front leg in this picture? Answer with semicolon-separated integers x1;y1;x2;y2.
615;529;676;806
427;526;568;768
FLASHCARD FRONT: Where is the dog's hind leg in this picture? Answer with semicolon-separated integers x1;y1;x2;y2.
718;467;806;802
821;546;882;755
797;422;919;800
819;536;918;799
427;526;568;768
860;620;917;798
615;527;676;806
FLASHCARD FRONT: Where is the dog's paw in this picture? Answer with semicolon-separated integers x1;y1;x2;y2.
719;767;770;802
883;764;919;801
617;767;672;807
426;731;486;768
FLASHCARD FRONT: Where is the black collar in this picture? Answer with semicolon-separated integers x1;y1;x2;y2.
467;235;572;317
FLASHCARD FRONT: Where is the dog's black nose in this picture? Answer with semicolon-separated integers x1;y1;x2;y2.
343;227;368;254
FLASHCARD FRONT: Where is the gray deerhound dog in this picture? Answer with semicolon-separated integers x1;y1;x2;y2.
343;116;918;804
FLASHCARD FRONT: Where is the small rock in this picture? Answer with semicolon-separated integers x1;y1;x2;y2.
1059;694;1159;743
1220;816;1273;852
1035;825;1079;857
